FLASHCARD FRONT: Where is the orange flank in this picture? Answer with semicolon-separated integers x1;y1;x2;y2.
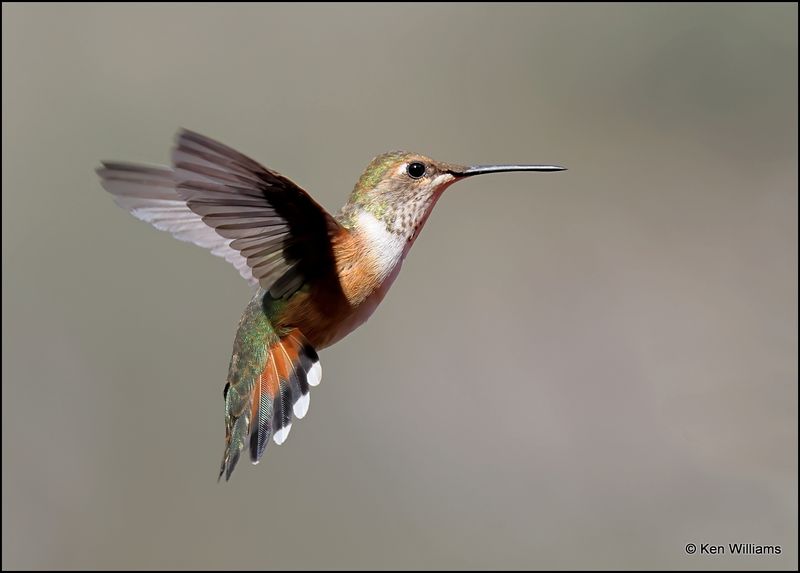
333;228;386;307
270;229;387;350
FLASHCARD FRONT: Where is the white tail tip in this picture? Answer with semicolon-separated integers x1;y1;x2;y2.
293;393;310;419
307;361;322;387
273;423;292;445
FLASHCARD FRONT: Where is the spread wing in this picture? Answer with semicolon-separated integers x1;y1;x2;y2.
98;129;343;299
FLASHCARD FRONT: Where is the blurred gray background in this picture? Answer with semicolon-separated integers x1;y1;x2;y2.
2;3;797;570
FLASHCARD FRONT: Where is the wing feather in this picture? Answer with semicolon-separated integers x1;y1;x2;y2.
98;129;345;298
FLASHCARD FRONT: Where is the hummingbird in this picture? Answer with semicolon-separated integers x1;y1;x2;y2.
97;129;565;480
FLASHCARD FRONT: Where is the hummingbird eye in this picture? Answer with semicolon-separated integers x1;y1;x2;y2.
406;162;426;179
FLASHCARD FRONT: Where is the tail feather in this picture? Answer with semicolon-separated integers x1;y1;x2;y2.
220;414;249;481
289;331;321;389
289;365;309;419
247;372;273;465
270;350;293;446
219;328;322;480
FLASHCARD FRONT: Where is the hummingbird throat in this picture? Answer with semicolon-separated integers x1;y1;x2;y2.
340;184;432;235
349;194;439;286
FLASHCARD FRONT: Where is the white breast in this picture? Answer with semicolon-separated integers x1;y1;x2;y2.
326;211;410;345
357;210;408;282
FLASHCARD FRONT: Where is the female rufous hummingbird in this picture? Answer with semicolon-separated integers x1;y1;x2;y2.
98;129;564;480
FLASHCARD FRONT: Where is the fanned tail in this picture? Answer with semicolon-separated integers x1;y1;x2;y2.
219;328;321;481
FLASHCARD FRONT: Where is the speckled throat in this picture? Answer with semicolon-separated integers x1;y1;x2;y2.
338;193;438;239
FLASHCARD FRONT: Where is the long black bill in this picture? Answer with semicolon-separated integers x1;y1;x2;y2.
455;164;566;177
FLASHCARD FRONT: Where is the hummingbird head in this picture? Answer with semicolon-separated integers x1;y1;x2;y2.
343;151;565;238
